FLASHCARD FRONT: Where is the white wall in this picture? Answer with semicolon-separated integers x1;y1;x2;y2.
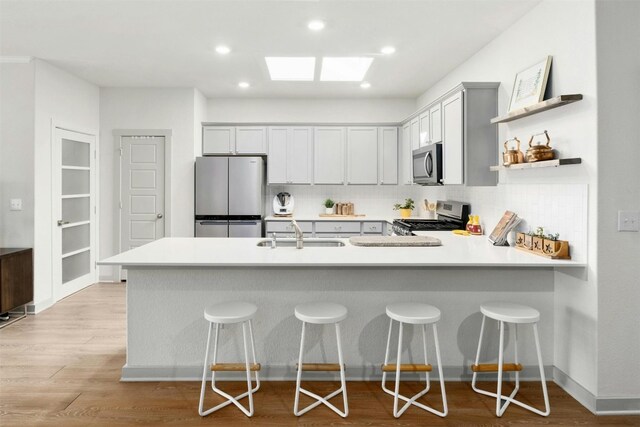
0;61;35;248
206;98;415;123
595;0;640;398
414;0;599;395
99;88;201;280
33;59;100;309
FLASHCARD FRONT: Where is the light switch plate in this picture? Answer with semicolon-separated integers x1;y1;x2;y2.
10;198;22;211
618;210;639;232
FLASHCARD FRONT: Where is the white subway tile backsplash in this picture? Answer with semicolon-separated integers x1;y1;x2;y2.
266;183;587;262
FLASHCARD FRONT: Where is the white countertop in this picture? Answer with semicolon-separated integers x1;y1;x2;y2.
99;232;586;268
265;215;395;223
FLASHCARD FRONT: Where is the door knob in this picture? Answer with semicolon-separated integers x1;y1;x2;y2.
57;220;70;227
156;213;163;219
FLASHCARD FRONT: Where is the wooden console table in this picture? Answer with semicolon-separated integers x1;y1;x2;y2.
0;248;33;328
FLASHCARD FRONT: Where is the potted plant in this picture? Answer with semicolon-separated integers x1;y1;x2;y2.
532;226;545;254
323;198;335;215
543;232;563;256
523;229;535;250
393;198;415;219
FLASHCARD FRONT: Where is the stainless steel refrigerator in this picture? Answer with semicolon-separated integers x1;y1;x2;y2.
195;156;264;237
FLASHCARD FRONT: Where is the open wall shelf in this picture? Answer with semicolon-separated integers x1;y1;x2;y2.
489;158;582;172
491;94;583;124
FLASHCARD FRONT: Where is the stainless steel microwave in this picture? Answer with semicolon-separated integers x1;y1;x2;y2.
412;143;443;185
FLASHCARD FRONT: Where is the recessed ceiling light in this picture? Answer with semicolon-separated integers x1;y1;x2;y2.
238;81;250;88
380;46;396;55
307;20;325;31
320;57;374;81
360;82;371;89
265;57;316;81
215;45;231;55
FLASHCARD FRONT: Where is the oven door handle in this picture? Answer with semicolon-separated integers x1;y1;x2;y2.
424;151;433;178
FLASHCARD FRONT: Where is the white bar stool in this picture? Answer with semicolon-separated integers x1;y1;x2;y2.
381;302;448;418
471;301;550;417
293;302;348;418
198;301;260;417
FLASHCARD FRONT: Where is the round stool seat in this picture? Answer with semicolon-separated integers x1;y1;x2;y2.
386;302;441;324
480;301;540;324
295;302;347;324
204;301;257;324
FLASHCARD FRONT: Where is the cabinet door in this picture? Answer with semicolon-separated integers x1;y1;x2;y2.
429;103;442;143
314;127;345;184
203;126;235;155
419;111;430;146
288;127;313;184
267;127;288;184
442;91;464;185
379;127;398;185
401;122;412;185
235;126;266;154
410;118;420;152
347;127;378;185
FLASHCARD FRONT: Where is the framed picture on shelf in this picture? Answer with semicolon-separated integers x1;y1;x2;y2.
508;56;552;112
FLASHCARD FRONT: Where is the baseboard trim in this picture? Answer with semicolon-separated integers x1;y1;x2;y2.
553;367;640;415
121;364;553;383
27;298;54;314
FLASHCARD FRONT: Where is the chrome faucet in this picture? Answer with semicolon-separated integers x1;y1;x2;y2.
291;219;304;249
271;232;277;249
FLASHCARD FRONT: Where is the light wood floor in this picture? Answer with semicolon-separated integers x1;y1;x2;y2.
1;283;637;426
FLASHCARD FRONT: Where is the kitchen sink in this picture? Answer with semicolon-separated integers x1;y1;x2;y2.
256;238;345;248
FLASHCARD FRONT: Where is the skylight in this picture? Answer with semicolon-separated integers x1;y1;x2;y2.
265;57;316;81
320;57;373;81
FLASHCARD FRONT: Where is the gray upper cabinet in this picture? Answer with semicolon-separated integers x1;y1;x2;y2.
314;127;345;184
235;127;266;154
347;127;378;185
203;126;266;155
442;91;464;185
379;127;398;185
268;127;312;184
203;126;235;155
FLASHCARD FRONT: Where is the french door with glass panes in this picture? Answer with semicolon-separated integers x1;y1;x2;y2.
52;127;97;300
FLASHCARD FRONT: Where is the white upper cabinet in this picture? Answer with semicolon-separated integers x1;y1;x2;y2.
347;127;378;185
441;91;464;185
418;111;430;146
401;122;412;185
235;127;267;154
314;127;345;184
429;103;442;143
267;127;289;184
410;117;420;153
378;127;398;185
203;126;235;155
267;127;312;185
288;127;313;184
203;126;266;155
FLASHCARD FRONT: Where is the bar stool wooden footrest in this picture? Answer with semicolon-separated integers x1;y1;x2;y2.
297;363;343;371
211;363;261;372
471;363;522;373
382;363;432;373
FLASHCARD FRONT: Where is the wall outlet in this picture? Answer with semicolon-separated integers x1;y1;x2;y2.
618;210;639;232
10;198;22;211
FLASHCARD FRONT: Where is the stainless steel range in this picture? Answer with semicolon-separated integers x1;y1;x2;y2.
392;200;470;236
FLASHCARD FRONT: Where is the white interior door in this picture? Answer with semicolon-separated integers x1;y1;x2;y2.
120;136;165;274
52;128;97;300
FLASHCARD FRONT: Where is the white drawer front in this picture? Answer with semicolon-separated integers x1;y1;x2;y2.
265;221;313;233
315;232;360;238
362;222;384;234
315;221;361;233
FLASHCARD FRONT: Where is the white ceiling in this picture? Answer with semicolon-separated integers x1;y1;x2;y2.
0;0;540;98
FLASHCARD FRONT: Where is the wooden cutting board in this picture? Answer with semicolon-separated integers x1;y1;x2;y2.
319;214;366;218
349;236;442;247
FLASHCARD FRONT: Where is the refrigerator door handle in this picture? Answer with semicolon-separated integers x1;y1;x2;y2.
198;220;228;224
228;221;259;225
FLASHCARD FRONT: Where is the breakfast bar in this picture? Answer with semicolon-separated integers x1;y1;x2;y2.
99;233;584;382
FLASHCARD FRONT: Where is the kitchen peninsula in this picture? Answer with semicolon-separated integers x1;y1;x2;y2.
99;234;584;381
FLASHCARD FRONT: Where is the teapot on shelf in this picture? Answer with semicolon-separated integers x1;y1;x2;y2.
502;137;524;166
526;130;555;162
